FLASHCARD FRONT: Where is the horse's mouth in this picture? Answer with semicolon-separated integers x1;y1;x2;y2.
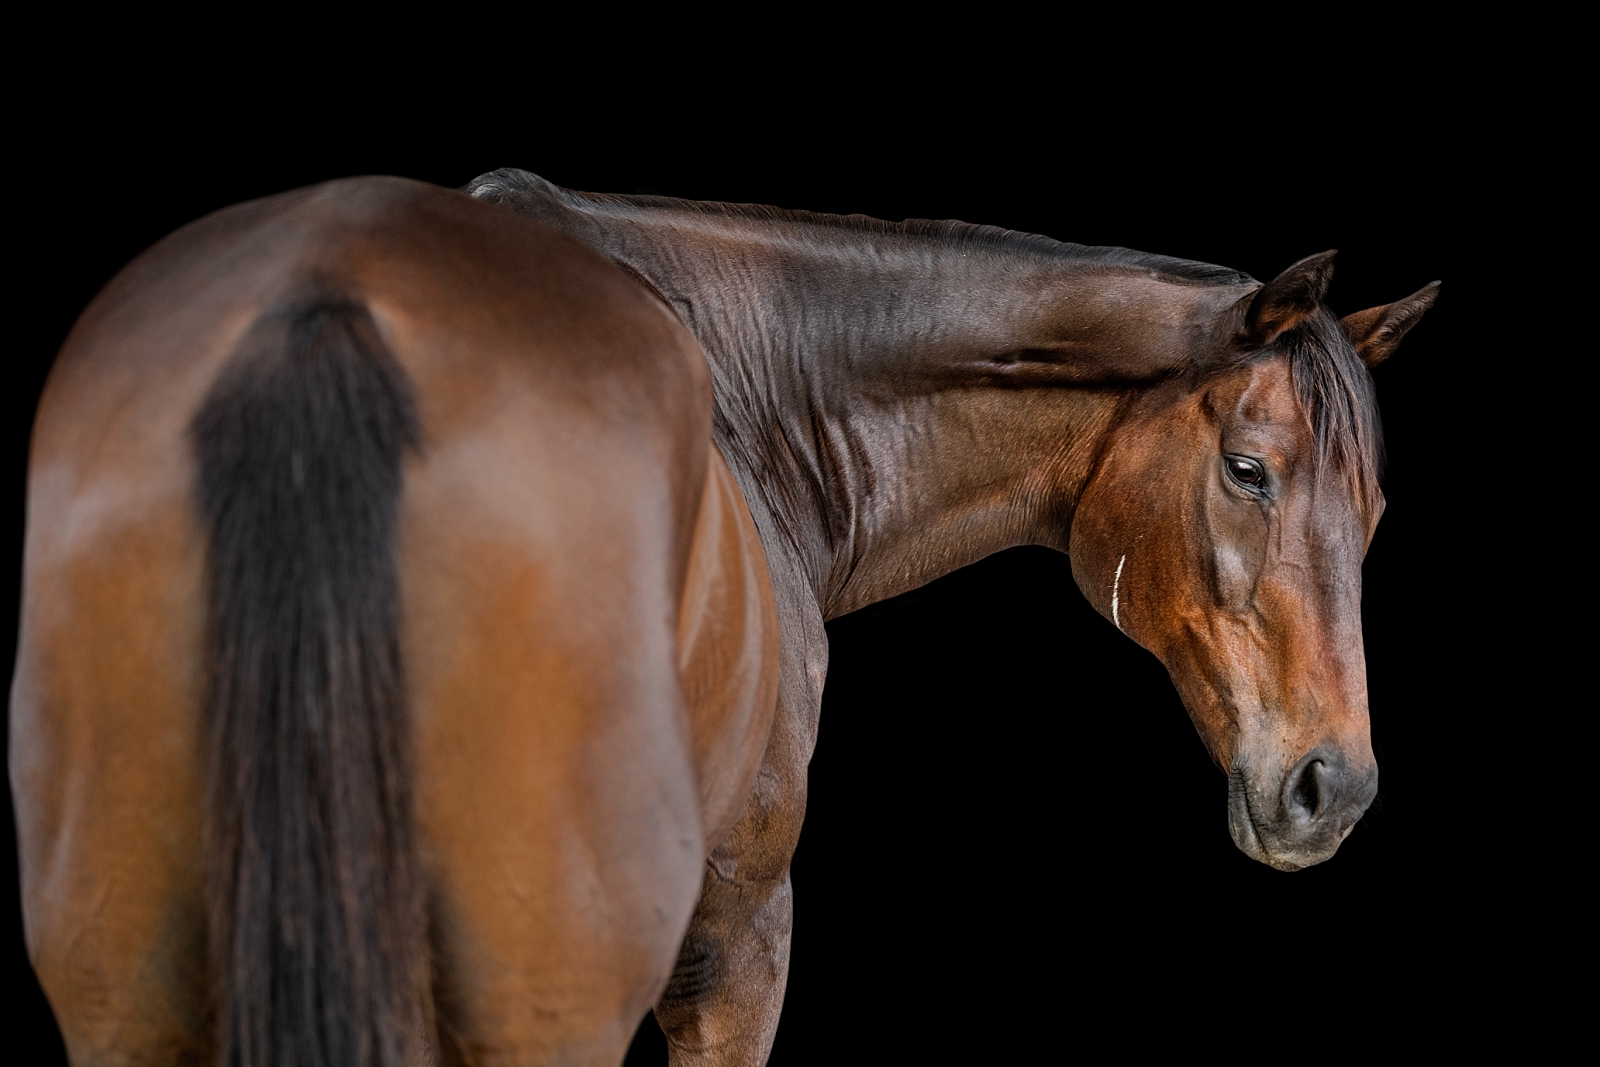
1226;761;1368;872
1227;765;1294;870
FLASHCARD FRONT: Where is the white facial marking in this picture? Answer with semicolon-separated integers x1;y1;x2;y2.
1112;554;1126;632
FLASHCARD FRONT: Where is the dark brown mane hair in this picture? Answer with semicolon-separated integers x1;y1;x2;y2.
472;168;1258;286
475;168;1384;512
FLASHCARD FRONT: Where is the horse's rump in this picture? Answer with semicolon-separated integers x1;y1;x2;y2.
14;178;757;1062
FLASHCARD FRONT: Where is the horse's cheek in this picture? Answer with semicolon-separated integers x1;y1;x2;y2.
1209;539;1261;611
1204;498;1269;613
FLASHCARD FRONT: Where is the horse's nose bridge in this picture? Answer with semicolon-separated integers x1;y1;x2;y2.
1251;556;1371;729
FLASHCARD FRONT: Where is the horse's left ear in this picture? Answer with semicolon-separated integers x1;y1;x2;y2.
1340;281;1442;367
1238;250;1338;347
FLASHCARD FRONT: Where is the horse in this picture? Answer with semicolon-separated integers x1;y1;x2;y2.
9;171;1437;1066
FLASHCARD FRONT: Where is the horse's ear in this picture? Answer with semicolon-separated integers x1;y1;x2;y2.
1340;281;1441;367
1237;250;1338;347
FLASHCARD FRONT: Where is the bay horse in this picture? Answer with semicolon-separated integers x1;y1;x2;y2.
10;171;1437;1066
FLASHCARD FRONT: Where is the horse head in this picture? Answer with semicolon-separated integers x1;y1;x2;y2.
1068;253;1438;870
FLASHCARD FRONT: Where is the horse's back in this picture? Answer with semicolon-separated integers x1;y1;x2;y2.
12;177;769;1063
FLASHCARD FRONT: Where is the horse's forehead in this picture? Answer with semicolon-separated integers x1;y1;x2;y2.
1209;358;1302;431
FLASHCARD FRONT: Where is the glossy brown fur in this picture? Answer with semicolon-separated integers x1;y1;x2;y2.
11;173;1436;1064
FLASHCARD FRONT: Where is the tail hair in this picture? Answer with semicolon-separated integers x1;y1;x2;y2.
192;294;427;1067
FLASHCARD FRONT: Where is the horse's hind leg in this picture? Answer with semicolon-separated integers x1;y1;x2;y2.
653;733;804;1066
396;398;709;1065
11;465;212;1063
654;626;822;1067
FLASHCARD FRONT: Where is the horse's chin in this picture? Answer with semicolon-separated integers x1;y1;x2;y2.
1227;806;1348;871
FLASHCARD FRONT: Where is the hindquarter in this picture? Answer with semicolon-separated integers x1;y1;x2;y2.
10;192;313;1062
12;177;741;1063
10;377;212;1063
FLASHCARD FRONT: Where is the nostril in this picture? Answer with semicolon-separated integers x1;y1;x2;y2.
1289;759;1325;821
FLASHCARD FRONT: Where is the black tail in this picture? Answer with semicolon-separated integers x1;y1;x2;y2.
193;296;427;1067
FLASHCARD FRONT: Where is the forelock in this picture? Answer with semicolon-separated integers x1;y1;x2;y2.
1282;309;1385;514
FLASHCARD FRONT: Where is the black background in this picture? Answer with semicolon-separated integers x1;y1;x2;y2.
6;63;1548;1060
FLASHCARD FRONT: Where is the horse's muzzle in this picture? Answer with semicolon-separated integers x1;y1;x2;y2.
1227;747;1379;871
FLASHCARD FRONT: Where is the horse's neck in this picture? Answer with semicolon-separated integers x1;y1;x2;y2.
471;175;1238;617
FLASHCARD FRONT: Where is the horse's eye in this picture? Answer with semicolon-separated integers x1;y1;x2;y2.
1226;456;1266;489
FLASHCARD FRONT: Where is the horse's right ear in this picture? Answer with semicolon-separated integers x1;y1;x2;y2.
1340;281;1442;367
1236;250;1338;348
